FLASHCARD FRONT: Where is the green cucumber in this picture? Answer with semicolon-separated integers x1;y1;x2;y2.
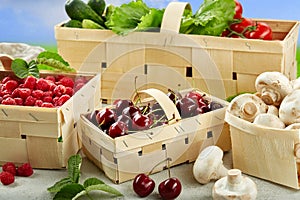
64;19;82;28
65;0;105;26
87;0;106;16
82;19;105;29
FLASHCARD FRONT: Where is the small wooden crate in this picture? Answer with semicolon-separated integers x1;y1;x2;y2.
0;71;100;169
225;110;300;189
79;88;231;183
55;2;299;101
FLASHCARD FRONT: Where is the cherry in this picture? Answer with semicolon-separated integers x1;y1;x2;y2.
96;108;116;131
158;177;182;200
166;89;181;104
132;113;154;131
122;105;141;118
209;101;224;111
114;99;134;116
87;110;99;126
108;121;128;138
133;173;155;197
176;97;198;118
116;114;133;131
185;90;203;102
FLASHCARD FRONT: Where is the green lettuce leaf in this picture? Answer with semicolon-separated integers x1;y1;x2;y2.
137;8;164;32
180;0;236;36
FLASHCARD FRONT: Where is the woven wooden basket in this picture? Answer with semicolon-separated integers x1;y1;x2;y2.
55;2;299;101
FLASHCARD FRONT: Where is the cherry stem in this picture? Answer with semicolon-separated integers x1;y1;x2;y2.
133;76;142;105
148;157;172;175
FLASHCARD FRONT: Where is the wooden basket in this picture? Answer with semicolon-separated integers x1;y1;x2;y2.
79;88;231;183
0;70;100;169
55;2;299;101
225;110;300;189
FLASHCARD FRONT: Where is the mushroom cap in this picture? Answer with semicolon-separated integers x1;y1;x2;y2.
255;71;292;105
227;93;268;122
279;90;300;126
285;123;300;130
291;78;300;90
193;146;224;184
253;113;285;129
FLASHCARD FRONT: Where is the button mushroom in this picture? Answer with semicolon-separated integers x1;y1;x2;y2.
267;105;279;116
285;123;300;130
255;71;292;106
227;93;268;122
279;89;300;126
212;169;257;200
253;113;285;129
193;146;228;184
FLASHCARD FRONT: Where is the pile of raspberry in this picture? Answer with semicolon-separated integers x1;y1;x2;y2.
0;75;87;107
0;162;33;185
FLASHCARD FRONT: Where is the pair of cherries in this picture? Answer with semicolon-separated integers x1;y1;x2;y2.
132;158;182;199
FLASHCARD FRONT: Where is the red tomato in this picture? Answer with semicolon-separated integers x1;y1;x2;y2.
230;18;254;33
234;0;243;19
244;22;273;40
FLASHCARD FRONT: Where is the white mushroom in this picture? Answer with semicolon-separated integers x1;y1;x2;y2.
290;78;300;90
255;71;292;106
227;93;268;122
279;89;300;126
285;123;300;130
212;169;257;200
193;146;228;184
267;105;279;116
253;113;285;129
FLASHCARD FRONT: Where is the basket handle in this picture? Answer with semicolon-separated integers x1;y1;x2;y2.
0;54;13;70
137;88;181;124
160;2;192;33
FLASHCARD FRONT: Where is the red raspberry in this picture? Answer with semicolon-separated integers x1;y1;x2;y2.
24;96;37;106
41;102;54;108
0;172;15;185
23;76;36;89
65;87;74;96
75;77;88;85
36;78;50;91
32;90;44;99
0;89;10;97
58;77;74;88
56;94;71;107
11;88;20;98
17;163;33;177
48;82;57;91
45;76;56;83
19;88;32;99
1;97;17;105
43;91;53;97
42;96;53;103
53;85;66;97
1;76;12;84
35;99;43;107
2;94;11;99
5;80;19;91
74;82;85;92
2;162;17;176
53;96;59;105
14;98;23;106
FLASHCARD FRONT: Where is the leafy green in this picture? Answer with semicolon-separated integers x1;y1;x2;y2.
180;0;236;36
37;51;69;66
47;155;123;200
137;8;164;32
11;59;40;78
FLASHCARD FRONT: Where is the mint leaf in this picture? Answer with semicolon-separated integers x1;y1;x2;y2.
47;177;73;193
68;154;82;183
11;58;39;79
83;178;105;188
85;184;123;196
53;183;84;200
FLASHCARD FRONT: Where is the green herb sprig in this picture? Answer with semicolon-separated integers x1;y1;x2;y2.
47;154;123;200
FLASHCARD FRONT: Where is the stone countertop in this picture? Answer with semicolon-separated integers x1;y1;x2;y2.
1;151;300;200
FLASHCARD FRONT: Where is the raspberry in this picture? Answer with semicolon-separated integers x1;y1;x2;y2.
75;77;88;85
14;98;23;106
2;162;17;176
56;94;71;107
0;89;10;97
1;97;17;105
32;90;44;99
45;76;56;83
24;96;37;106
23;76;36;89
42;96;53;103
1;76;12;84
48;82;57;91
53;96;59;105
19;88;32;99
5;80;19;91
74;82;85;92
0;172;15;185
58;77;74;88
53;85;66;97
43;90;53;97
2;94;11;99
34;99;43;107
17;163;33;177
65;87;74;96
36;78;50;91
11;88;20;98
41;102;54;108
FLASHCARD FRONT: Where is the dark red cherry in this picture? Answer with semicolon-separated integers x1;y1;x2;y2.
87;110;99;126
132;113;153;131
122;105;141;118
114;99;134;116
176;97;198;118
158;177;182;200
96;108;116;130
117;114;133;131
133;173;155;197
185;90;203;102
108;121;128;138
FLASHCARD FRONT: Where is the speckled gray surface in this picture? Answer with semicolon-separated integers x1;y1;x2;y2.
1;151;300;200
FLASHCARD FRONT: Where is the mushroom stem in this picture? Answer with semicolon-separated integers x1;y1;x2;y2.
226;169;243;190
241;102;258;119
215;164;229;180
261;89;279;105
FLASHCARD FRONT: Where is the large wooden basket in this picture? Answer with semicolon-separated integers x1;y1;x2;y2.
79;88;231;183
225;110;300;189
0;70;100;169
55;2;299;101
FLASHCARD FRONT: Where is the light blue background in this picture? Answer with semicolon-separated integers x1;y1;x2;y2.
0;0;299;45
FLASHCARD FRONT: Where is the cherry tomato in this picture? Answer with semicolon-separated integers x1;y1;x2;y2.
234;0;243;19
244;22;273;40
230;18;254;34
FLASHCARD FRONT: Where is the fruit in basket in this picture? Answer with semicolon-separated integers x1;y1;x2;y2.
114;99;134;116
176;97;199;118
158;177;182;200
96;108;116;131
233;0;243;19
132;113;154;131
133;173;155;197
108;121;128;138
